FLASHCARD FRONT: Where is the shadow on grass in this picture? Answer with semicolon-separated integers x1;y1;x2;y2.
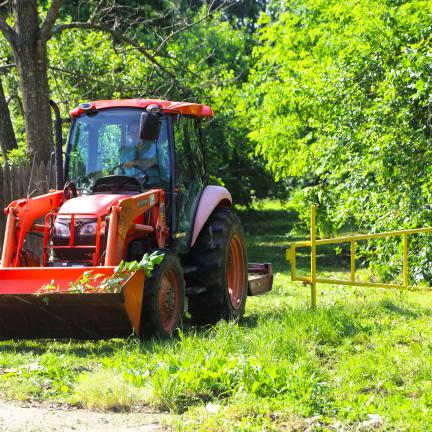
0;335;181;358
238;206;305;271
378;299;426;318
0;339;125;357
238;206;299;231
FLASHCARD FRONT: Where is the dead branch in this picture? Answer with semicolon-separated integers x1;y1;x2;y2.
0;15;16;47
52;21;174;78
154;0;236;55
0;63;15;74
48;65;152;92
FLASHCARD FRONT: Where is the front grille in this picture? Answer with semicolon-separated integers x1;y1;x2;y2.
49;217;106;264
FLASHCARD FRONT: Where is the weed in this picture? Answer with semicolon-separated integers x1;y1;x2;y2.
0;375;40;402
72;369;146;411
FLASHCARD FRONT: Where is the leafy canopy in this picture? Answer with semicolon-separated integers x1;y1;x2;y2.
245;0;432;280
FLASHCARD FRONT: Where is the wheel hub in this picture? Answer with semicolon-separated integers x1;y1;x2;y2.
159;269;181;332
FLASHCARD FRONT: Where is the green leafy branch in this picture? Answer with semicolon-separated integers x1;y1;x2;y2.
36;251;165;295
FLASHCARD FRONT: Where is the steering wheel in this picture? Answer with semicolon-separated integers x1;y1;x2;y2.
112;176;143;193
63;180;78;200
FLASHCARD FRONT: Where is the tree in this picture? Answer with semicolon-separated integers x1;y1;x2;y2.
0;0;235;163
0;0;57;162
245;0;432;280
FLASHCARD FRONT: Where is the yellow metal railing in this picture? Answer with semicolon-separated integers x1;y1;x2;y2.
286;205;432;308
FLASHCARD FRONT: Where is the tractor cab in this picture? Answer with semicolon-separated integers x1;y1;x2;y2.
66;100;211;190
66;106;171;195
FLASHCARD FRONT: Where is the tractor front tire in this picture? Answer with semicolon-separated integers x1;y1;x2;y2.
140;252;185;339
187;207;248;325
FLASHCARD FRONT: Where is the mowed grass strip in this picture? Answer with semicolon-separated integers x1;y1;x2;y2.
0;201;431;430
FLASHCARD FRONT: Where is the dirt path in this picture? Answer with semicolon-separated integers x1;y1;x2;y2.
0;400;172;432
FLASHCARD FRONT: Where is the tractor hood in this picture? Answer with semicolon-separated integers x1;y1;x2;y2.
59;194;131;217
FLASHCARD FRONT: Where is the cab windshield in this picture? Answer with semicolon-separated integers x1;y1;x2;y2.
67;108;170;192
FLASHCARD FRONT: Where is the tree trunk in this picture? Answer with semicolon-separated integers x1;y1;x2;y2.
11;0;53;163
0;78;17;163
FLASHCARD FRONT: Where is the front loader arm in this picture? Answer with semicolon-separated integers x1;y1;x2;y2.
104;189;168;266
1;191;64;267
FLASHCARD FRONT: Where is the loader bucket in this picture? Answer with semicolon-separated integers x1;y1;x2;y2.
0;267;144;339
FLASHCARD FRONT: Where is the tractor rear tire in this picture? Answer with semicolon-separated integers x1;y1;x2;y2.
140;252;185;339
187;207;248;325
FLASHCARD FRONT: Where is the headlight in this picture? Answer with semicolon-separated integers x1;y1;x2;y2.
53;220;70;237
79;221;98;236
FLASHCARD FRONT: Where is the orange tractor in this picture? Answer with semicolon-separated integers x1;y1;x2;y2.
0;99;272;339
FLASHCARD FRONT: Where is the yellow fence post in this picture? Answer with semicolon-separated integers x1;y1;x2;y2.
403;234;408;288
310;205;317;308
286;246;297;281
350;240;356;282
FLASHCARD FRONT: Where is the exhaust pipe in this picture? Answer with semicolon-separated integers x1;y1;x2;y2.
49;100;64;190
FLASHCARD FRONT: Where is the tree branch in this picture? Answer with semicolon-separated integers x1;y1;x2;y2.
48;64;151;92
6;93;23;116
0;15;17;47
40;0;64;42
0;63;15;74
52;22;175;78
154;0;235;55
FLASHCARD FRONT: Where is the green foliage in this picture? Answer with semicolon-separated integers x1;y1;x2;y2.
246;0;432;280
33;2;279;205
5;147;29;165
1;1;278;203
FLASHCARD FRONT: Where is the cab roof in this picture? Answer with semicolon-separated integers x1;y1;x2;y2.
70;99;214;118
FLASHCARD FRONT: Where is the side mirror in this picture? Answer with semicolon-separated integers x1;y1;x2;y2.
139;112;160;141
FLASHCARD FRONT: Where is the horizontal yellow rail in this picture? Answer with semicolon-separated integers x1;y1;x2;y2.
286;205;432;308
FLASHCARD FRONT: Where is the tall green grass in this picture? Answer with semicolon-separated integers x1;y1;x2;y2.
0;201;431;430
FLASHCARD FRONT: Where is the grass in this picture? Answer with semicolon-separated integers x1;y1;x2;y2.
72;369;145;410
0;200;432;430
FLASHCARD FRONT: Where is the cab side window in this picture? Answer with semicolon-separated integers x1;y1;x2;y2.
174;117;205;248
156;118;170;184
175;117;205;186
